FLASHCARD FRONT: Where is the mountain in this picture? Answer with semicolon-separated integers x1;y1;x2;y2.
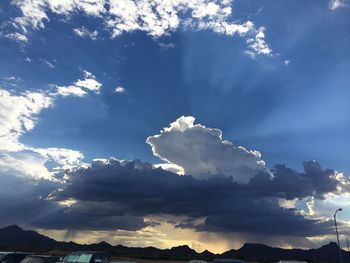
0;225;58;249
0;225;349;262
223;242;350;262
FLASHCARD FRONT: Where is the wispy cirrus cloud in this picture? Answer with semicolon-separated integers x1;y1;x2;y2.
3;32;28;43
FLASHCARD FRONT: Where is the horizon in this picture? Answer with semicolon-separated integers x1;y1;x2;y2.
0;0;349;254
0;224;344;254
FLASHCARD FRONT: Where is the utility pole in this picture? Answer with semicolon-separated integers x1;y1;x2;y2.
334;208;343;263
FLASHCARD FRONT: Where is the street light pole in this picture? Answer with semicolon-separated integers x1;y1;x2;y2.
334;208;343;263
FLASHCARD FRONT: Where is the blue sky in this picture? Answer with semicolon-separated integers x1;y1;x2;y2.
0;0;349;252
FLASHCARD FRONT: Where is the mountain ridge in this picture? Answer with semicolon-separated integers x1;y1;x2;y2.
0;225;349;262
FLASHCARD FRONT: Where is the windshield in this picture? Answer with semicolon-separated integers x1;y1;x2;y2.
63;254;92;263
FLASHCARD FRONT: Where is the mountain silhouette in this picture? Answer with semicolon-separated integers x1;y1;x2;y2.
0;225;58;248
0;225;349;262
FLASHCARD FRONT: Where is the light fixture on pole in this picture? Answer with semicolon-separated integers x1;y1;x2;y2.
334;208;343;263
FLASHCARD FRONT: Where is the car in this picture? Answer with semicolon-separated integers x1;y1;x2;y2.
20;255;60;263
188;260;207;263
60;252;109;263
0;252;31;263
20;256;60;263
212;259;245;263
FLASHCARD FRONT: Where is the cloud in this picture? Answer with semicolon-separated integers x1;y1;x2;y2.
0;74;141;231
0;70;101;180
249;161;350;200
0;88;53;152
32;148;84;171
55;70;102;97
0;75;128;229
39;117;348;234
3;32;28;42
0;172;145;231
114;86;126;93
329;0;348;10
0;87;84;179
74;71;102;92
0;151;53;180
0;172;60;228
4;76;18;81
245;27;271;59
56;85;88;97
9;0;272;57
0;113;348;238
41;59;55;69
146;116;265;183
306;193;350;222
0;71;101;152
0;147;83;181
158;42;176;50
153;163;185;175
73;26;98;40
45;157;345;236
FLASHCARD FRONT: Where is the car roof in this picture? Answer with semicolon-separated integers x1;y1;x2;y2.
69;252;107;254
26;255;58;258
0;252;30;255
213;259;244;263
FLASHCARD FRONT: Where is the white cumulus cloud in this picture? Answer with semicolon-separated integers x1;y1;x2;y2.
114;86;126;93
0;71;102;179
55;70;102;97
154;163;185;175
56;85;88;97
10;0;272;58
245;27;271;59
32;148;84;170
0;89;53;152
0;87;86;179
146;116;265;183
0;151;52;179
73;26;98;40
329;0;348;10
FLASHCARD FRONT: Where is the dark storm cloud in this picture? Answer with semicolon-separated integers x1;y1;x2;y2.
0;172;58;228
0;170;147;231
192;198;333;236
34;203;148;231
248;161;347;200
47;158;344;236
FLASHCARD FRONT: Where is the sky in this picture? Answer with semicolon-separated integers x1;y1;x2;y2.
0;0;349;253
